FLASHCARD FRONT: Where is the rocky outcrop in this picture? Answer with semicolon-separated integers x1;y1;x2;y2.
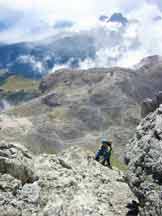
141;91;162;117
135;55;162;70
42;92;62;107
141;98;157;118
39;68;108;93
0;141;39;216
125;106;162;215
0;141;135;216
0;141;36;184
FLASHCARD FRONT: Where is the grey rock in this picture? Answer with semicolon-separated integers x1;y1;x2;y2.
156;91;162;106
158;104;162;114
141;98;157;118
0;141;36;184
0;141;135;216
19;182;41;204
141;91;162;118
42;93;62;107
125;108;162;215
5;57;162;158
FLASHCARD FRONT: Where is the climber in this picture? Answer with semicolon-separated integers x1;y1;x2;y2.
126;200;139;216
95;138;112;168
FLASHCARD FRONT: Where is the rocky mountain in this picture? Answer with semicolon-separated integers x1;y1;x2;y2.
99;12;128;25
141;91;162;117
0;71;40;111
0;13;143;78
125;105;162;215
108;13;128;26
1;67;139;160
0;55;161;161
0;141;135;216
0;55;162;215
0;34;95;78
135;55;162;69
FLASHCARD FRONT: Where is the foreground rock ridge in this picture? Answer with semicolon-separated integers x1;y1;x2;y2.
0;141;135;216
125;106;162;215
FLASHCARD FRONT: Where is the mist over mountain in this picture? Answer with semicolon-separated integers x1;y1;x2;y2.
107;13;128;25
0;33;95;78
0;1;161;77
54;20;74;29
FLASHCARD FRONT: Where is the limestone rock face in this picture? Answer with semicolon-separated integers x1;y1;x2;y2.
141;91;162;117
0;141;135;216
141;98;157;118
125;107;162;215
0;141;35;184
0;141;39;216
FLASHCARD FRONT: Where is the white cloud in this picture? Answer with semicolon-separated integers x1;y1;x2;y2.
0;0;161;26
0;0;148;25
0;0;160;41
17;55;45;74
0;0;162;70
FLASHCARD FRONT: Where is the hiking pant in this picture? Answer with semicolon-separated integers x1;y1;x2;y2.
95;149;111;166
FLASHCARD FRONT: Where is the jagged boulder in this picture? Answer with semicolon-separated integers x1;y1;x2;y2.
42;92;62;107
34;147;136;216
141;91;162;118
141;98;157;118
156;91;162;106
125;106;162;215
0;141;135;216
0;141;36;184
0;141;40;216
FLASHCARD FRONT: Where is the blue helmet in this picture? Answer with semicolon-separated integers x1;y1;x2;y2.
101;138;108;144
101;138;112;146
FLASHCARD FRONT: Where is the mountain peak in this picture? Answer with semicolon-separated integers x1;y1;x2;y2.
108;13;128;25
135;55;162;69
99;15;109;22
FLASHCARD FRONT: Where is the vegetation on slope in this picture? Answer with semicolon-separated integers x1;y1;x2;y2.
0;75;40;92
0;71;41;108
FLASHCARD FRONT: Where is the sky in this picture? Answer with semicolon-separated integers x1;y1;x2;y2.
0;0;160;43
0;0;162;68
0;0;161;26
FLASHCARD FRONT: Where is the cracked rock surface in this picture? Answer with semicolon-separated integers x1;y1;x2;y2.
0;141;134;216
125;106;162;215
